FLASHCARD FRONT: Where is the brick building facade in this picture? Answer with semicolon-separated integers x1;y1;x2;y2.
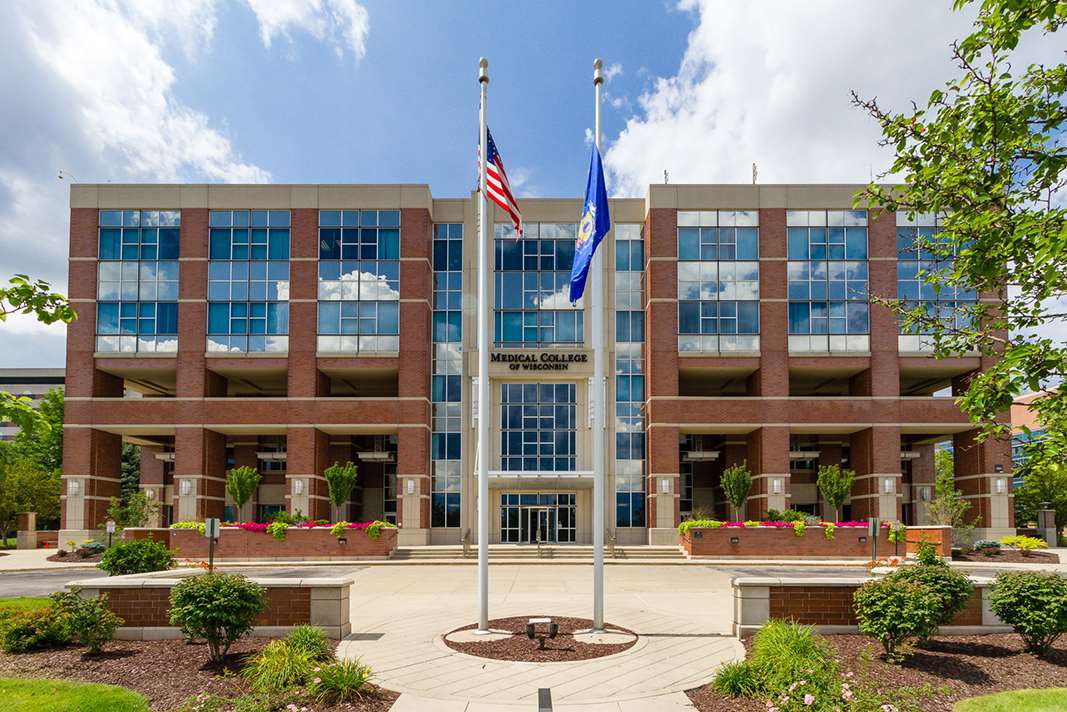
60;183;1014;546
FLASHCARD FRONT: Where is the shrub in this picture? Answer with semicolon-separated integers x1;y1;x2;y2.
242;640;315;692
747;620;837;695
854;576;942;662
170;520;206;536
49;588;124;654
779;509;807;522
0;607;70;653
974;539;1001;555
169;573;266;663
711;660;760;697
285;625;331;660
79;541;107;556
721;461;752;521
366;520;396;541
816;463;855;522
268;510;306;525
265;521;288;542
889;564;974;630
989;571;1067;655
225;466;261;518
677;519;721;535
792;520;806;537
98;539;174;576
308;659;373;704
823;522;836;541
914;540;942;566
324;460;359;511
766;509;784;521
1001;534;1048;555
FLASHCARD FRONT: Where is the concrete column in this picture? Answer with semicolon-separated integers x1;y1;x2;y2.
396;427;430;545
138;447;166;528
953;428;1014;537
61;428;122;542
850;427;902;520
173;428;226;521
16;512;37;550
747;426;790;518
910;443;936;524
647;425;680;542
286;428;330;520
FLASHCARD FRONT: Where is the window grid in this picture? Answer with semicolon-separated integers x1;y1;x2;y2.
494;223;582;346
614;227;646;528
896;213;977;352
96;210;180;353
786;210;870;353
317;210;401;354
207;210;290;353
432;224;463;528
501;383;576;472
676;210;760;353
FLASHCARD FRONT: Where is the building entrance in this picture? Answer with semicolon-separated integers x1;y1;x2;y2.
500;493;576;543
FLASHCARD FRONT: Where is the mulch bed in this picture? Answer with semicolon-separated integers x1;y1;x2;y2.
444;616;637;662
686;634;1067;712
46;552;103;563
0;637;398;712
953;549;1060;564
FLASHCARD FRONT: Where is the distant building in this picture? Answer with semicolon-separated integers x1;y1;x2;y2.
0;368;65;441
1011;391;1051;486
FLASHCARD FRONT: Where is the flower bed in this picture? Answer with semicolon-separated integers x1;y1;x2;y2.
680;521;897;558
123;522;397;560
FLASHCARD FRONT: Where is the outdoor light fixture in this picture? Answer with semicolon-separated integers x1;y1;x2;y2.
525;617;558;650
994;478;1006;494
729;536;740;545
660;478;670;494
179;479;192;496
293;478;305;495
771;478;783;495
406;479;415;495
883;478;895;495
357;451;394;462
68;480;80;496
918;487;931;502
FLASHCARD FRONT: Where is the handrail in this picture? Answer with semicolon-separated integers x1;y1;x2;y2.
607;529;617;559
461;528;471;558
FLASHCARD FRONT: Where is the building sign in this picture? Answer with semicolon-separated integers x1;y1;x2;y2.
491;352;589;371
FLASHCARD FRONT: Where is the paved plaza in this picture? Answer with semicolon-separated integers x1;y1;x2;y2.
338;564;743;711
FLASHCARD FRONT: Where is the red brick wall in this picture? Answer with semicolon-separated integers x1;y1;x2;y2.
102;586;311;627
683;526;892;558
137;526;398;558
768;584;983;627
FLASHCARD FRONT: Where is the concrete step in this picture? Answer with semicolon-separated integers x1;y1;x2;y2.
389;545;687;561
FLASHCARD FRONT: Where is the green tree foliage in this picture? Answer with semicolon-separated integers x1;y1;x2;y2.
97;539;174;576
323;461;358;510
225;466;261;514
720;461;752;521
816;464;855;521
4;389;64;474
169;573;266;663
989;571;1067;655
105;491;159;529
1013;456;1067;528
120;443;141;502
0;274;76;325
0;458;61;545
854;1;1067;467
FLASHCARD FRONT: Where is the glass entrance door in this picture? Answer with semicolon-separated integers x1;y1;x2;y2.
522;507;555;543
500;493;577;543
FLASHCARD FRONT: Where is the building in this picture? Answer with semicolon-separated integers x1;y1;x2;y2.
1011;390;1051;485
0;368;65;441
60;184;1015;545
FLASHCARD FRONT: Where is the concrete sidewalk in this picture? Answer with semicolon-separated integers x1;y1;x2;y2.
0;548;99;572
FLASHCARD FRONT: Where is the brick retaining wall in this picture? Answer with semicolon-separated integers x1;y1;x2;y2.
123;526;397;560
682;526;894;558
767;583;983;627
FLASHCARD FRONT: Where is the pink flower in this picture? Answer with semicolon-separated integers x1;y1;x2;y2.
804;693;815;705
313;677;322;684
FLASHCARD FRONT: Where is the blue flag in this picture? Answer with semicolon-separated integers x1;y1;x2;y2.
569;144;611;303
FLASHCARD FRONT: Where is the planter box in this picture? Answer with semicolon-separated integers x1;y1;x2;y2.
903;525;953;557
682;525;897;559
123;526;397;560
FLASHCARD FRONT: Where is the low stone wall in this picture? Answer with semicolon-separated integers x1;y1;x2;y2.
682;526;894;558
732;575;1008;637
123;526;397;561
904;526;953;557
72;572;353;639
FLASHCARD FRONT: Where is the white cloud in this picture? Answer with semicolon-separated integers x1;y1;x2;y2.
244;0;369;60
603;62;622;82
601;0;1067;195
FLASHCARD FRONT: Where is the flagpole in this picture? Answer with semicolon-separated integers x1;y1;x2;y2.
591;57;605;633
476;56;491;634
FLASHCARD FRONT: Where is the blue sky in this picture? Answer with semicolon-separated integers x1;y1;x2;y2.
167;1;690;196
0;0;1062;366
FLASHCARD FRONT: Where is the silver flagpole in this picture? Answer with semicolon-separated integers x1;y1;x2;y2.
591;57;605;632
476;57;491;633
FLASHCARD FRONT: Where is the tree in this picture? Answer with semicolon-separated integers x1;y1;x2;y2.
323;461;358;519
0;274;75;325
9;388;64;473
120;443;141;502
928;452;980;544
0;458;61;546
816;464;856;522
853;1;1067;468
1014;458;1067;528
105;491;159;530
225;466;261;520
720;461;752;521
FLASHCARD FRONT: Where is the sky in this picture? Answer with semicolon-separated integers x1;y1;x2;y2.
0;0;1061;366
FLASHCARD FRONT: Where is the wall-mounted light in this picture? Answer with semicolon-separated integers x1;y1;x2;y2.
660;478;670;494
771;478;783;495
729;536;740;545
293;478;305;495
179;479;192;496
68;480;80;496
883;478;895;495
994;478;1006;494
406;479;415;495
918;486;931;502
144;489;155;499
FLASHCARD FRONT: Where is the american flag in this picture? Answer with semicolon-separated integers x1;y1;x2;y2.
484;128;522;238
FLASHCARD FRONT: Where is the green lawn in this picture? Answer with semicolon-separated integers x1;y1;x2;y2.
0;678;149;712
0;598;50;611
954;688;1067;711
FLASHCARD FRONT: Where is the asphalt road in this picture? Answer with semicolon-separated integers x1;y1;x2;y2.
0;569;112;598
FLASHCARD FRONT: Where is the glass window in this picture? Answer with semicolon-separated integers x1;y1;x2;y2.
500;383;576;472
96;210;180;353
